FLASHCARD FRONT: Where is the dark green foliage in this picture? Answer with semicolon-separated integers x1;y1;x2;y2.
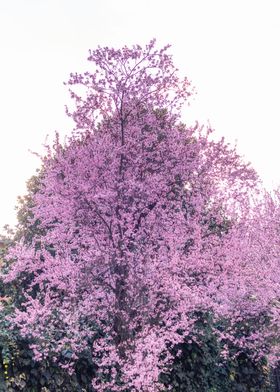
160;314;273;392
1;340;95;392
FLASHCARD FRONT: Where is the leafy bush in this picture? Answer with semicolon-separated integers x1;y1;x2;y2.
161;314;273;392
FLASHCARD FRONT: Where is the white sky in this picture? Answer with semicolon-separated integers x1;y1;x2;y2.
0;0;279;232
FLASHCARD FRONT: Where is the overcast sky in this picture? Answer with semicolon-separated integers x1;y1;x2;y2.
0;0;279;232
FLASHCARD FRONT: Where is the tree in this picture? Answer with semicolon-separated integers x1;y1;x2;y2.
3;40;280;391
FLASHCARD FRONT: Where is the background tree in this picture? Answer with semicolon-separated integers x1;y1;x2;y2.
13;171;44;245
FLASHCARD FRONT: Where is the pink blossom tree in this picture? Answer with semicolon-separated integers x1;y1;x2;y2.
3;40;280;391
